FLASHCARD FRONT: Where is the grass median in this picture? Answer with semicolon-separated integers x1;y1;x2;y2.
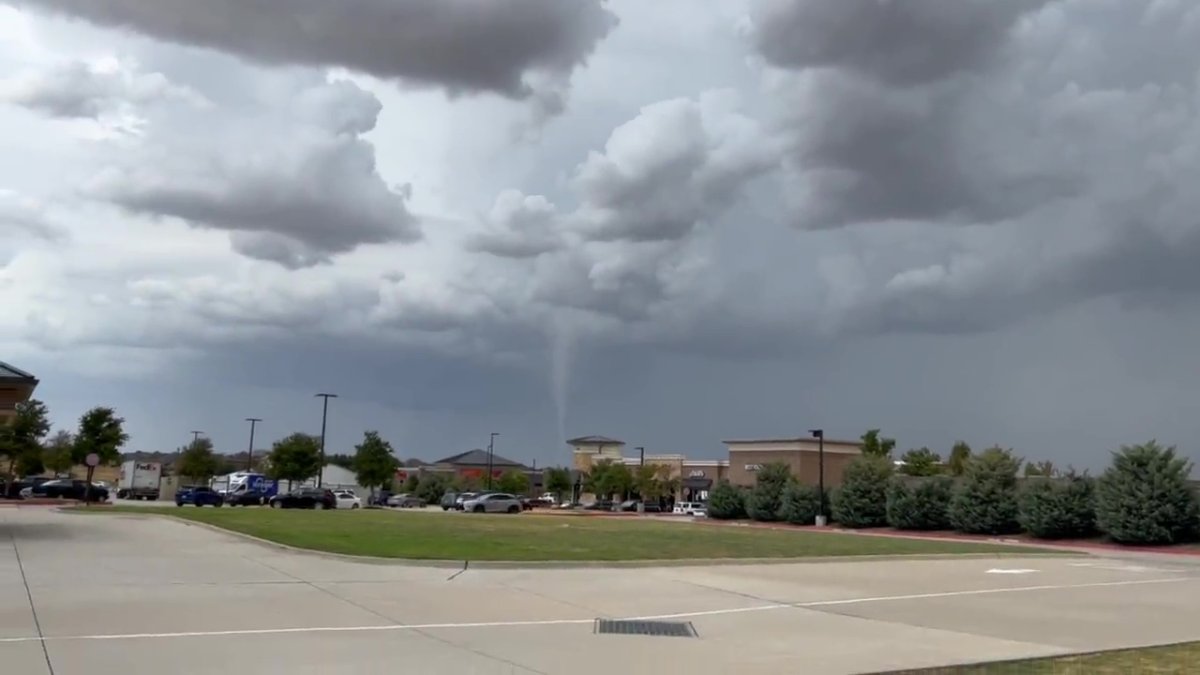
90;507;1057;561
892;640;1200;674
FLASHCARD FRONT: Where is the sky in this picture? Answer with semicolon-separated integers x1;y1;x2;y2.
2;0;1200;472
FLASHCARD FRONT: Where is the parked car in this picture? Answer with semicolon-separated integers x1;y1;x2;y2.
269;487;337;510
3;476;51;499
440;492;459;511
226;489;270;506
370;490;394;507
32;479;109;502
334;490;362;509
673;501;707;516
386;493;425;508
461;493;522;514
175;486;224;507
453;492;481;511
617;499;662;513
583;500;615;511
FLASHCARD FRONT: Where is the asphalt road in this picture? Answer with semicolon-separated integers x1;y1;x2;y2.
3;507;1200;674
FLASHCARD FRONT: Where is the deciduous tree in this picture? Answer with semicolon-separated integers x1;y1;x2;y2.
177;437;220;485
267;433;323;489
898;447;942;476
352;431;397;499
947;441;972;476
859;429;896;458
72;407;127;467
2;399;51;480
497;469;531;496
544;467;572;503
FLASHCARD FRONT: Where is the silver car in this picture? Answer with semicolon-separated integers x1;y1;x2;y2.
461;492;522;514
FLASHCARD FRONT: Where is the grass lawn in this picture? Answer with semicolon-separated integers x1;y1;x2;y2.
91;507;1057;561
895;640;1200;674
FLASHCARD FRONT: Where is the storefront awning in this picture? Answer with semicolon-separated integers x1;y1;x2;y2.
682;477;712;490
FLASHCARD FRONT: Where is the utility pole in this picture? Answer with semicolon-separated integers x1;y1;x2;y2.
315;393;338;487
636;446;645;466
486;432;499;490
190;430;203;443
809;429;826;526
245;418;261;471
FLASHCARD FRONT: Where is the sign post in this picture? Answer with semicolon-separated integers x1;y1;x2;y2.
84;453;100;506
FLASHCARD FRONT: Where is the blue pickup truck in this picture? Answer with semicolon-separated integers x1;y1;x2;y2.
175;486;225;507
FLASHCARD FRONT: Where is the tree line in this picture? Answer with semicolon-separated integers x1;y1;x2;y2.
0;400;128;491
708;437;1200;547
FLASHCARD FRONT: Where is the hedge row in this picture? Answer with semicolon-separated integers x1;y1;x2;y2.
707;441;1200;545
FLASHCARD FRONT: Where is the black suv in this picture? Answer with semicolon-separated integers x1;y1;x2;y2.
268;488;337;510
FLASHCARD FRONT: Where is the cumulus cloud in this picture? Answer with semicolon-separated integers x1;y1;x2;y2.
14;0;618;103
0;57;203;119
0;189;63;240
84;78;418;267
465;190;564;259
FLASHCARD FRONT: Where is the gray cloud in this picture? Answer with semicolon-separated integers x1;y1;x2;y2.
15;0;618;100
0;59;201;119
0;190;64;240
751;0;1049;85
84;79;417;267
464;190;564;259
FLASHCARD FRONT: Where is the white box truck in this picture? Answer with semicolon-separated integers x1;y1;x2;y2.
117;461;162;500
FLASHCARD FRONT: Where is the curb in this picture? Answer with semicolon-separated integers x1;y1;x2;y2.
62;509;1086;569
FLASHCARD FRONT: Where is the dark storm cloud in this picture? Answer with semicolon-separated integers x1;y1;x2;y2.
751;0;1050;85
751;0;1058;229
15;0;618;99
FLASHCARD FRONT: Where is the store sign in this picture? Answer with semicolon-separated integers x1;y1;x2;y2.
688;470;705;478
744;464;762;472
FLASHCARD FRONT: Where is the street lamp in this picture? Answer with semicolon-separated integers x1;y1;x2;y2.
245;418;262;471
635;446;645;466
486;432;499;490
315;393;338;487
809;428;826;526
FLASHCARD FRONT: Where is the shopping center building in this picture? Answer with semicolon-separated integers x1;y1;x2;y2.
0;361;38;424
569;434;863;502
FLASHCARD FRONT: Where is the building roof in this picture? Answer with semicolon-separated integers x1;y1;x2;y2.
432;448;528;468
0;361;37;383
723;437;861;447
566;435;625;446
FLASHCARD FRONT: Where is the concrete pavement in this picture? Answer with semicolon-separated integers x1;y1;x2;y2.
3;508;1200;674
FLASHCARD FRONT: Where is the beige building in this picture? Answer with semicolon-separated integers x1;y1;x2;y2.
725;437;862;488
0;361;38;424
569;436;732;502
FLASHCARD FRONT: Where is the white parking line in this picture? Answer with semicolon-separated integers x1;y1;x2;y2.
2;575;1195;644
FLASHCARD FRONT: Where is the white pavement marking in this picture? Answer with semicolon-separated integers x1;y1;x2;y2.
985;568;1039;574
2;575;1196;645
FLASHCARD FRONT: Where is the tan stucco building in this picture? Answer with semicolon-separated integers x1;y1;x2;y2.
725;437;862;488
0;361;38;424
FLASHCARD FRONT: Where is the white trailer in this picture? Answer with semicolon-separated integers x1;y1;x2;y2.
117;461;162;500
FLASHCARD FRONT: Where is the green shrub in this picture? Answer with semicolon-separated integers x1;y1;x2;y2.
886;475;954;530
1095;441;1200;545
780;483;824;525
831;455;893;528
747;462;792;522
1017;474;1097;539
706;481;746;520
949;446;1021;535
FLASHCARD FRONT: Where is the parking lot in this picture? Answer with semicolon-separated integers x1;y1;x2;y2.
4;507;1200;675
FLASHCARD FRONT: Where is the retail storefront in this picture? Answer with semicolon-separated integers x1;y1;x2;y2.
0;361;38;424
725;437;862;488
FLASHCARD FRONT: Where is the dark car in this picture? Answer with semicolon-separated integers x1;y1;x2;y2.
32;479;108;502
440;492;458;511
3;476;52;499
371;490;394;507
226;489;270;506
269;487;336;510
583;500;615;511
176;486;224;507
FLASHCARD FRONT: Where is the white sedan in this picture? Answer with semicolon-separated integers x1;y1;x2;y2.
333;491;362;509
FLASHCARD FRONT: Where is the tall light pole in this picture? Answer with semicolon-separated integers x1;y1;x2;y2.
809;428;825;526
486;432;499;490
315;393;338;487
190;430;204;443
635;446;645;466
245;418;261;471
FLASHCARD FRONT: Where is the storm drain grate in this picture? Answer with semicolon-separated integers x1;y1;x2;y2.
593;619;698;638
